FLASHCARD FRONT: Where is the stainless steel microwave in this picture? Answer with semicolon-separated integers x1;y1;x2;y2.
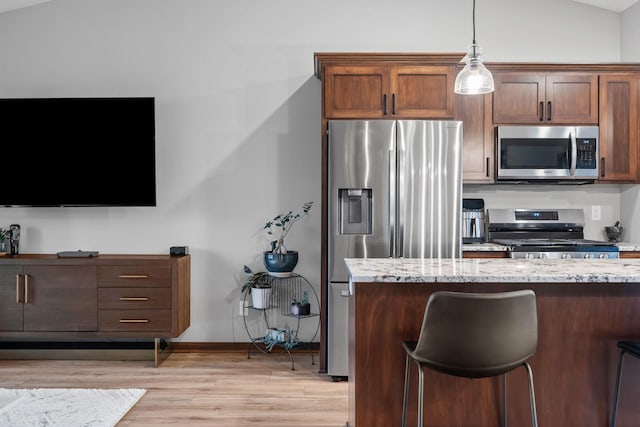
497;125;599;182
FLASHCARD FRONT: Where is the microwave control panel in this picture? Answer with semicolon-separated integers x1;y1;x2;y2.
576;138;597;169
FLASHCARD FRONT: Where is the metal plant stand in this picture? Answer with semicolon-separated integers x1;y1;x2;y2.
242;272;320;370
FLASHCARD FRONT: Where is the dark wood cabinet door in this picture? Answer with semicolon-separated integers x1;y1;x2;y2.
545;74;598;124
493;73;545;123
323;65;390;118
457;92;494;183
390;65;455;118
0;265;24;331
23;265;98;332
599;74;639;182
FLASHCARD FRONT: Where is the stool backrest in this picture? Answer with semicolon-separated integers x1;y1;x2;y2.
414;289;537;378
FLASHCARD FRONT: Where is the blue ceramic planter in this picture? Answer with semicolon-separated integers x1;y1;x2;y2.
263;251;298;275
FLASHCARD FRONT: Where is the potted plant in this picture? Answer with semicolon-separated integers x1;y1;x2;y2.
241;265;272;310
290;291;311;316
263;201;313;275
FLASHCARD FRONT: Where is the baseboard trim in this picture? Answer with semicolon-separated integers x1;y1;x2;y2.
171;342;320;353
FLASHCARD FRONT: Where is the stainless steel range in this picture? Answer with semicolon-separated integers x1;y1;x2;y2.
487;208;619;259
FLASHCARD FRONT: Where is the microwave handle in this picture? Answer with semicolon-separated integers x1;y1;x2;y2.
570;132;577;176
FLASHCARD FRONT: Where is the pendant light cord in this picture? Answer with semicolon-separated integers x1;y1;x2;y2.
472;0;476;44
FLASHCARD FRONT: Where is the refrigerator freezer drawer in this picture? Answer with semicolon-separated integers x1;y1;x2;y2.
328;282;349;378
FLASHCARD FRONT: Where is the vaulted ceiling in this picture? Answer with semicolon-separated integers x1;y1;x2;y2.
0;0;637;14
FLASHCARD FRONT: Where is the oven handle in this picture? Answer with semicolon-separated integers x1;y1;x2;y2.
570;132;577;176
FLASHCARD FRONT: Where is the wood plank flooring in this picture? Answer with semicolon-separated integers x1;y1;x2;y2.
0;351;348;426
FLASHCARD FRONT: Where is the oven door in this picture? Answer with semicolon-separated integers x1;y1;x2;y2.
497;126;598;181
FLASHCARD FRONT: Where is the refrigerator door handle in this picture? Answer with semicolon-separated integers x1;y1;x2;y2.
388;148;395;258
396;139;404;258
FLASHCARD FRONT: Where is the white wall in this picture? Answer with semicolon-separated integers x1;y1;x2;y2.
0;0;629;342
620;2;640;244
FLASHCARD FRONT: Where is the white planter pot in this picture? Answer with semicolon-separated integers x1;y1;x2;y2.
251;287;272;309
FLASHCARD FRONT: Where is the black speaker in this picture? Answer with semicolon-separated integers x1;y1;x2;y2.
170;246;189;256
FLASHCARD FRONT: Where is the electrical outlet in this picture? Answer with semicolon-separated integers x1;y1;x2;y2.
238;301;248;316
592;205;601;221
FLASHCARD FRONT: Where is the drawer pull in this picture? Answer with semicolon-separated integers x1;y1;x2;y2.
24;274;29;304
119;297;149;301
118;274;150;279
119;319;150;323
15;274;21;303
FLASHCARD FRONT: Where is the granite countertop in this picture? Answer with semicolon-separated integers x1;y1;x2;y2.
463;242;640;252
345;257;640;283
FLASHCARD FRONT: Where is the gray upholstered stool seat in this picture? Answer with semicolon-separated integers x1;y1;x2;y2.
610;340;640;426
401;289;538;427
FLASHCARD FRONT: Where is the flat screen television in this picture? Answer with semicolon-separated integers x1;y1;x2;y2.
0;97;156;207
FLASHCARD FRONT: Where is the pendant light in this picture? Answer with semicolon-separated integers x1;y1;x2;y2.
454;0;494;95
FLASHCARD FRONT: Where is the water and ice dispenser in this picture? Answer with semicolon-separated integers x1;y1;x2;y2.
338;189;372;235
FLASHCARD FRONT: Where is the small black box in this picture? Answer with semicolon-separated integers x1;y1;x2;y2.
170;246;189;256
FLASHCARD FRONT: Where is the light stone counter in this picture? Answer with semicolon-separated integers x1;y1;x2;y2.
463;242;640;252
617;242;640;251
462;242;506;251
344;257;640;283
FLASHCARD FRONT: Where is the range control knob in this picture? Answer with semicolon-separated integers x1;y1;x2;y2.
525;253;535;259
598;253;607;259
538;253;549;259
584;253;594;259
561;253;572;259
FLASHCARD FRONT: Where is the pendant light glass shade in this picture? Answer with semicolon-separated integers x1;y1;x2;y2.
454;0;494;95
454;43;494;94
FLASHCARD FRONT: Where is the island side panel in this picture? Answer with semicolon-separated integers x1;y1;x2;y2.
348;281;640;427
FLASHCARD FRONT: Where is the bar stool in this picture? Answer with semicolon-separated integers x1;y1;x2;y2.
401;290;538;427
610;340;640;426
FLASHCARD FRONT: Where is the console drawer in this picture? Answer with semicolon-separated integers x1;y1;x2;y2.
98;288;171;310
98;265;171;287
98;309;172;332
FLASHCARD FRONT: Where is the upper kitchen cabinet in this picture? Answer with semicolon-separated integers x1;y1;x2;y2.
457;92;494;183
598;74;639;183
492;73;598;124
316;53;462;119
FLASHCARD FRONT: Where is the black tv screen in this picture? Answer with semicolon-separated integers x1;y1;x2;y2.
0;97;156;207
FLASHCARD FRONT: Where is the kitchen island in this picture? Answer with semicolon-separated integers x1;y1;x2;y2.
345;258;640;427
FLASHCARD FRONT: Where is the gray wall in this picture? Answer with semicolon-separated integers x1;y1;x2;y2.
620;2;640;244
0;0;632;342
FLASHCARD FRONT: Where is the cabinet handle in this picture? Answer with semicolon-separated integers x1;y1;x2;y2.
119;319;150;323
601;157;606;177
539;101;544;121
118;274;150;279
547;101;552;121
24;274;29;304
15;274;21;303
392;93;396;115
119;297;149;301
383;94;387;115
486;157;490;178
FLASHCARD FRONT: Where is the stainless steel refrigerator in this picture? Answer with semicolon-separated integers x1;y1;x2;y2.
327;119;463;378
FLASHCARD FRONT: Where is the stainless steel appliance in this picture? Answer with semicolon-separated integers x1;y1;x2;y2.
497;125;599;182
463;198;485;243
327;120;463;378
487;208;619;259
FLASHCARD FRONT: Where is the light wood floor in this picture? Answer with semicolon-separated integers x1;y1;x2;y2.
0;351;348;426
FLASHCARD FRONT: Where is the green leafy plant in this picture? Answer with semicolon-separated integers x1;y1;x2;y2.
291;291;309;306
241;265;271;294
264;201;313;255
0;228;7;243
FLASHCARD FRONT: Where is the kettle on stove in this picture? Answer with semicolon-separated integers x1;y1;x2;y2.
463;199;485;244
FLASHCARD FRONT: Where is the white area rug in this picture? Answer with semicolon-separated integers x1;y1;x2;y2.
0;388;146;426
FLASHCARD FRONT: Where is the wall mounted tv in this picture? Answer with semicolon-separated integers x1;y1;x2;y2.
0;97;156;207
